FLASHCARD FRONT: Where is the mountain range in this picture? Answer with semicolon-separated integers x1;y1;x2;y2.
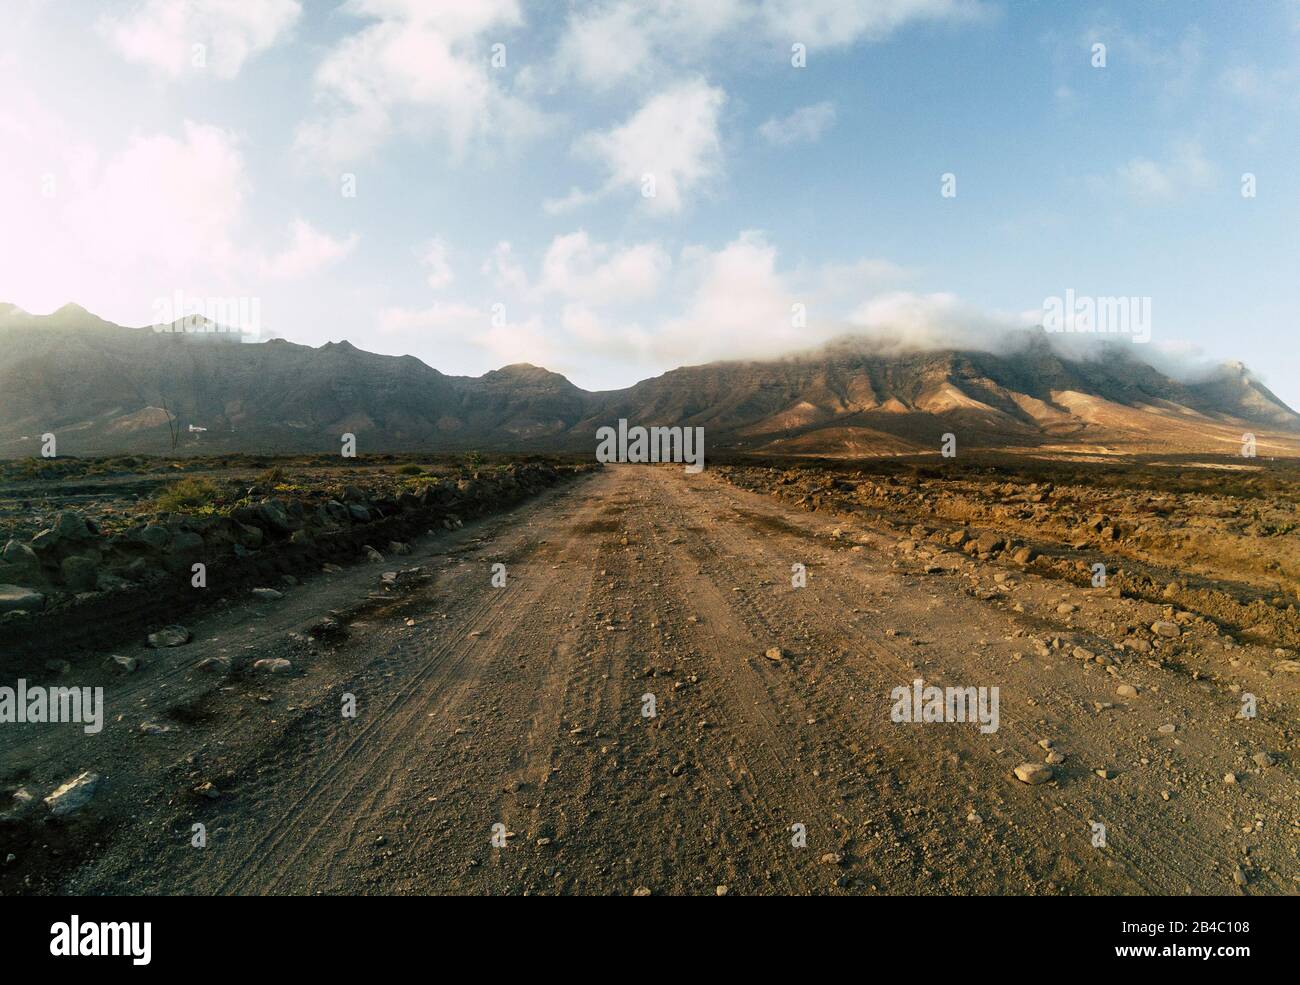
2;302;1297;459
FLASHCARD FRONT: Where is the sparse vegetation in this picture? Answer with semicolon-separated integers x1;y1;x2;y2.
154;476;221;513
257;465;287;486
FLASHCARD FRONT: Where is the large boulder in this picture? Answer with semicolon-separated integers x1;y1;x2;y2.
256;499;302;536
53;512;93;542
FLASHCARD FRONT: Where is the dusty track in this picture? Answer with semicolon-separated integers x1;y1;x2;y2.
8;465;1296;895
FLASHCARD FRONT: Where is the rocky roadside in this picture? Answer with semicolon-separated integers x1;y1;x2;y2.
715;463;1300;654
0;461;597;668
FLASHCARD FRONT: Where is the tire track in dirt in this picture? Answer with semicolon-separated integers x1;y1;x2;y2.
47;465;1295;896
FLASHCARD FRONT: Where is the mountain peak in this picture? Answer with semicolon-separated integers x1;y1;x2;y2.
484;363;575;386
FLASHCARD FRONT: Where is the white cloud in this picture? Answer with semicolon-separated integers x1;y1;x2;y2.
482;241;532;296
538;232;670;305
548;79;726;215
761;0;987;47
758;101;836;145
550;0;983;88
1115;141;1215;201
262;219;358;279
652;230;800;363
849;290;1035;352
368;231;1032;385
553;0;747;89
377;300;554;370
295;0;540;164
0;118;252;315
101;0;301;79
420;238;454;290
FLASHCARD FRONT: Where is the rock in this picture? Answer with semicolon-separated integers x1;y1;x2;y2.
195;656;231;674
138;721;174;735
1273;660;1300;674
234;523;263;549
632;886;652;896
715;884;729;896
1045;751;1066;765
364;545;384;563
1232;867;1248;887
307;616;347;641
1251;751;1275;768
169;530;204;555
1071;646;1096;661
820;852;845;866
1;539;37;565
59;556;98;595
147;625;191;648
764;647;785;662
1056;603;1077;615
10;787;37;816
1223;772;1238;785
388;541;411;556
252;657;292;674
104;654;139;674
54;512;92;541
256;500;301;535
1095;769;1116;780
0;584;44;613
1116;684;1139;698
1151;620;1181;638
1157;724;1176;734
138;524;171;550
44;771;101;817
194;782;220;800
1013;763;1054;785
251;587;284;601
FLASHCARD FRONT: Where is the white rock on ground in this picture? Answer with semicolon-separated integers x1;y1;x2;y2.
44;771;101;817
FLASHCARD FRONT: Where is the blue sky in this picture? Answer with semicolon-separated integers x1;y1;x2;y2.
1;0;1297;406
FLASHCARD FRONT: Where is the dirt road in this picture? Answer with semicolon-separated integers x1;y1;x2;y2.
10;465;1296;895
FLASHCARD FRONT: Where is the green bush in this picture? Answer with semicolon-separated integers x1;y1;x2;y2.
155;477;221;513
